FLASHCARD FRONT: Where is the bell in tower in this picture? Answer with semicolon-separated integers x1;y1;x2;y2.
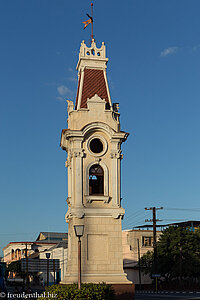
60;39;132;287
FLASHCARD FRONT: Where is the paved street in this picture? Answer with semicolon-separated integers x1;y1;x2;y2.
135;292;200;300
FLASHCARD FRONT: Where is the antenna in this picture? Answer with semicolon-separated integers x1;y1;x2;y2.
91;2;94;41
82;2;94;44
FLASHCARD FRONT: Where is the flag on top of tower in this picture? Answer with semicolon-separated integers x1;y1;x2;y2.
82;2;94;42
83;13;93;30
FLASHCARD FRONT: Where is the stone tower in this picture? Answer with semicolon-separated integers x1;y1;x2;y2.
60;39;130;284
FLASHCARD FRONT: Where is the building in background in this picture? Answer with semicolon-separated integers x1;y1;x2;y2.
3;221;198;286
38;240;68;285
3;232;68;283
122;229;162;285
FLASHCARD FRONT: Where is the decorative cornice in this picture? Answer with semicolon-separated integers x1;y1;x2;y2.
65;208;85;221
112;131;129;142
65;207;125;220
86;195;110;204
81;122;115;137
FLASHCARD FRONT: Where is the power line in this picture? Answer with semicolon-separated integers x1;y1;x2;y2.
123;217;148;229
123;209;144;221
0;232;38;236
161;219;188;222
123;215;147;228
164;207;200;212
123;217;144;227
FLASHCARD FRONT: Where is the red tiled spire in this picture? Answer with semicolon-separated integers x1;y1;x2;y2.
75;68;109;109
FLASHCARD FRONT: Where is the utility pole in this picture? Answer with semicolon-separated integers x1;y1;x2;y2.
145;207;163;291
46;253;50;287
53;259;55;285
179;246;183;289
137;239;142;290
25;243;29;292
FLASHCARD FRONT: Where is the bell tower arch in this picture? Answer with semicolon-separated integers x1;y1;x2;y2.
60;39;130;284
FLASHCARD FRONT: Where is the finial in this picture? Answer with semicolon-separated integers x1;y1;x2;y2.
91;2;94;42
82;2;94;45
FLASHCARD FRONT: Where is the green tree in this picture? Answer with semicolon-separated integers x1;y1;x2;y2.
7;260;25;278
7;260;21;274
140;226;200;284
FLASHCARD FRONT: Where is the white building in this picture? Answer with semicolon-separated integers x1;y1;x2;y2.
3;232;68;283
122;229;162;285
38;240;68;285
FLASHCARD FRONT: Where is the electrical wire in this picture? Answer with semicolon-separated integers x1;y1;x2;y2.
123;209;144;221
123;216;145;228
0;232;38;236
123;216;148;229
164;207;200;212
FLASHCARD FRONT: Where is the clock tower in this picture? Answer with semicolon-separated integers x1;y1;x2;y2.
60;39;131;285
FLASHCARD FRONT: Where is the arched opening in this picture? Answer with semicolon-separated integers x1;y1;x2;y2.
15;249;21;260
89;164;104;195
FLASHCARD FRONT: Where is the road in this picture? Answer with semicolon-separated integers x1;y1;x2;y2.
135;292;200;300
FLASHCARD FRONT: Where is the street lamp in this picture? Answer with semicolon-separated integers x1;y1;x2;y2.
46;253;51;287
74;225;84;289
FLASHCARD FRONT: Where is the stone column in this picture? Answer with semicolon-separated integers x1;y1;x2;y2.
110;149;122;207
72;149;84;208
66;150;72;206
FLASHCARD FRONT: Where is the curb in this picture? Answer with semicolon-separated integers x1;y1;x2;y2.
136;291;200;295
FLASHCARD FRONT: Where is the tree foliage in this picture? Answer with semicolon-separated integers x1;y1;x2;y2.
7;260;21;274
140;226;200;282
7;260;26;278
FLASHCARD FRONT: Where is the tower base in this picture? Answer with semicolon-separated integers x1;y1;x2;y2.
62;272;131;285
112;284;135;300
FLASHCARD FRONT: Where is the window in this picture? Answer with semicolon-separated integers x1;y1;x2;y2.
89;164;104;195
142;236;153;247
89;138;103;154
87;135;108;157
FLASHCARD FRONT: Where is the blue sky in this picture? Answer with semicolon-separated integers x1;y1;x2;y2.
1;0;200;254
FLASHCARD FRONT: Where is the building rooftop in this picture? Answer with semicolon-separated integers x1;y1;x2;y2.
132;220;200;230
36;232;68;242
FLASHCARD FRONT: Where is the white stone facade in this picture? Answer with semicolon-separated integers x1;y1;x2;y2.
60;40;130;284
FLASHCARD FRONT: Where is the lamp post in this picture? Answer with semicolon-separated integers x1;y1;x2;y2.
46;253;51;287
74;225;84;289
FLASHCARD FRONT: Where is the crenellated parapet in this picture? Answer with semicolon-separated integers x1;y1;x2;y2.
77;39;107;71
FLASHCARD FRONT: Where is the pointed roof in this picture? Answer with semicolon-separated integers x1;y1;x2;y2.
75;68;109;109
75;40;112;110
